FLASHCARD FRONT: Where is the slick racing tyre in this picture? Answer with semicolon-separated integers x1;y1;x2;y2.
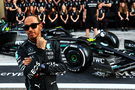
63;44;93;72
94;31;119;57
108;32;119;48
95;31;119;48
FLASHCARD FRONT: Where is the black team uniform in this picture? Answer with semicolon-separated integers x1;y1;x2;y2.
37;11;46;23
98;8;105;30
16;12;25;24
48;10;59;28
10;3;17;26
84;0;98;29
99;0;113;30
70;8;80;31
17;2;27;13
15;40;67;90
5;2;12;24
59;10;69;30
36;1;47;13
46;1;55;11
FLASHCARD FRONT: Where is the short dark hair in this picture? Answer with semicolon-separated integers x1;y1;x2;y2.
26;15;41;23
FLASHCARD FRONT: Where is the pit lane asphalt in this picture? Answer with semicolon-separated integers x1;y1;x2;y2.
0;29;135;84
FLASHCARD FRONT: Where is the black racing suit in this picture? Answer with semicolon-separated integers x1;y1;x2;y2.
15;39;67;90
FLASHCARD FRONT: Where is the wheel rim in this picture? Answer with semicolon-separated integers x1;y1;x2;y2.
66;49;83;67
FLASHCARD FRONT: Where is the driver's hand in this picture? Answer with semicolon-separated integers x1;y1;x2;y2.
23;57;32;65
36;37;47;50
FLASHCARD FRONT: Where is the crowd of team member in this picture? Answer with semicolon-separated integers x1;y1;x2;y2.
4;0;135;32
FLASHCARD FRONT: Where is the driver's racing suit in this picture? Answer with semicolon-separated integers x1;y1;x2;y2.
15;39;67;90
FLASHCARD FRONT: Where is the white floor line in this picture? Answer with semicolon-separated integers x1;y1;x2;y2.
0;83;135;89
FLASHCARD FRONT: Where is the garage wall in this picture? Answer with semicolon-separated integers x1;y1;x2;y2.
0;0;5;18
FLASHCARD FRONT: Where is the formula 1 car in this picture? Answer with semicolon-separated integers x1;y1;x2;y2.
1;25;135;78
0;19;24;56
43;28;135;78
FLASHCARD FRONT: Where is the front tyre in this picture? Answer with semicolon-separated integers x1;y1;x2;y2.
63;44;93;72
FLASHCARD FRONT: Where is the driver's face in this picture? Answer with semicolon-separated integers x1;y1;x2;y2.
24;16;42;42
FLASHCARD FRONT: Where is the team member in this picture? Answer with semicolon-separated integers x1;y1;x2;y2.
48;7;59;28
5;0;12;26
37;6;47;28
58;0;69;12
59;5;69;30
98;0;113;31
15;15;67;90
17;0;28;14
83;0;99;37
46;0;55;11
70;6;80;32
97;3;105;30
118;1;129;31
36;0;46;13
9;0;18;27
27;0;37;16
129;1;135;27
16;8;25;25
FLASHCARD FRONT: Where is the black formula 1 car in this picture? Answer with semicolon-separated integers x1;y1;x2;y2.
43;28;135;78
0;24;135;78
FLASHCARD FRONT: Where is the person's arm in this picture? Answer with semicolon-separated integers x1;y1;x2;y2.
36;7;40;13
118;11;123;20
74;14;79;22
5;6;9;10
98;10;105;21
70;12;79;22
48;14;53;22
38;14;42;21
21;16;25;23
10;5;17;11
70;15;74;22
9;7;16;11
33;6;37;14
52;13;58;22
130;11;134;16
5;3;10;10
126;11;129;20
16;15;20;24
53;0;57;5
79;4;83;13
43;14;46;24
65;14;69;24
33;2;37;12
10;2;19;11
15;37;47;79
100;12;105;20
60;14;66;23
56;0;61;5
102;3;112;7
42;40;67;75
24;7;28;13
36;38;67;75
45;0;48;3
130;11;135;16
83;8;86;22
97;9;99;20
15;46;41;79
